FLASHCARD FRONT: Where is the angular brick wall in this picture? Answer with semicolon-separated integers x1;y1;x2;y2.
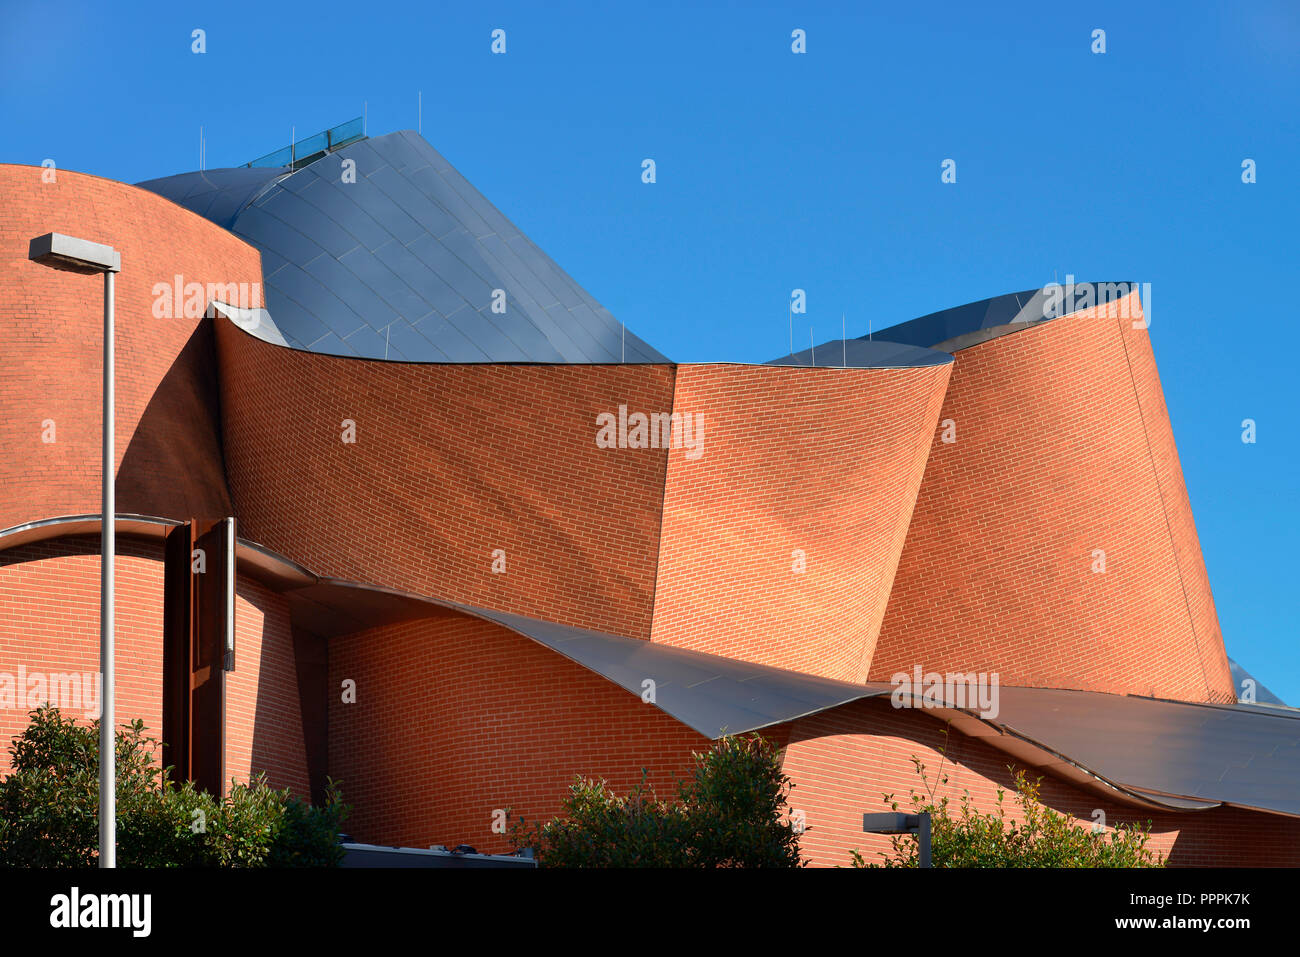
327;613;709;851
0;536;309;795
217;320;675;638
651;362;951;681
871;292;1234;702
1119;302;1234;699
778;696;1300;867
0;165;263;530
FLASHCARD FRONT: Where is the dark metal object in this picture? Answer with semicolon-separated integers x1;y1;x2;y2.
863;812;931;867
766;337;953;369
868;283;1139;352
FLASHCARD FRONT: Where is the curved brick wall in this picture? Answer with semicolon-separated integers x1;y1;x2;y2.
0;165;264;531
217;319;675;637
651;362;951;681
0;536;309;793
778;697;1300;867
327;614;709;851
870;292;1234;702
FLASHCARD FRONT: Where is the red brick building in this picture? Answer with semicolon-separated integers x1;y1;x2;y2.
2;130;1296;867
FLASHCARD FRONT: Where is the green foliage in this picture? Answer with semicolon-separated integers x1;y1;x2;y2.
850;746;1165;868
0;706;349;868
509;734;805;867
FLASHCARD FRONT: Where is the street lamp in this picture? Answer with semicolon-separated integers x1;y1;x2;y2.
863;811;932;868
28;232;121;868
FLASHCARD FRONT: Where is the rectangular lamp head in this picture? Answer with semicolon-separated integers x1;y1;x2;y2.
862;812;923;834
28;232;120;273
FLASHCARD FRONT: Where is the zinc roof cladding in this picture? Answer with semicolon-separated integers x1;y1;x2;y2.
137;166;290;230
138;131;669;364
875;682;1300;819
871;283;1140;352
419;600;1300;819
463;605;890;739
766;337;954;369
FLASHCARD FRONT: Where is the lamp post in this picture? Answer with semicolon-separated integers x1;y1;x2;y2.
863;811;932;868
28;232;121;868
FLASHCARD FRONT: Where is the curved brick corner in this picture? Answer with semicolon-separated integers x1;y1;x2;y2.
870;292;1234;702
651;362;952;681
0;165;264;531
216;319;675;637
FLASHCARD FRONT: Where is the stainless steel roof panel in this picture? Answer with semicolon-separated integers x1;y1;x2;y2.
462;604;888;738
139;130;670;363
767;337;955;369
874;683;1300;819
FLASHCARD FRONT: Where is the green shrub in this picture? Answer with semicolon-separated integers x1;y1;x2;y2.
0;706;348;867
509;734;805;867
851;750;1165;868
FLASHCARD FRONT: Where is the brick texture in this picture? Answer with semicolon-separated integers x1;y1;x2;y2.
652;362;951;680
779;696;1300;867
0;536;309;794
0;165;263;531
217;318;675;638
871;293;1235;702
327;613;709;851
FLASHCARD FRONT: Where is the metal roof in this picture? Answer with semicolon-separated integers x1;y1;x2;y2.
138;166;291;230
255;573;1300;819
873;683;1300;818
766;337;953;369
871;283;1139;352
138;131;669;364
21;516;1289;819
468;605;889;738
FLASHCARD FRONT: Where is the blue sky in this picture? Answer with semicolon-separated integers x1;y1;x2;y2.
3;0;1296;702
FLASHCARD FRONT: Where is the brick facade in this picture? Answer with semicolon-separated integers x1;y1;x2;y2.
871;293;1235;703
652;362;950;680
0;164;1276;867
327;613;708;851
0;536;309;794
218;317;675;638
0;165;262;532
779;696;1300;868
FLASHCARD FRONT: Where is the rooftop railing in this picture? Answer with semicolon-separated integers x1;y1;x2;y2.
244;117;365;170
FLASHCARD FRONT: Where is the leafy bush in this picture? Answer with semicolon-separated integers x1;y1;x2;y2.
0;706;348;867
509;734;805;867
851;750;1164;868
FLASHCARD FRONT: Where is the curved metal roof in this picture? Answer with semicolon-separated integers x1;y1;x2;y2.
766;337;953;369
137;166;291;230
138;131;669;363
7;515;1297;818
872;282;1140;353
870;682;1300;819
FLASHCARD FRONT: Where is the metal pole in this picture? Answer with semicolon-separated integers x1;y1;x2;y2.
918;811;931;868
100;268;116;868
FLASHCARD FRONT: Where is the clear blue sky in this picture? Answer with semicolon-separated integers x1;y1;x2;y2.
3;0;1296;702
